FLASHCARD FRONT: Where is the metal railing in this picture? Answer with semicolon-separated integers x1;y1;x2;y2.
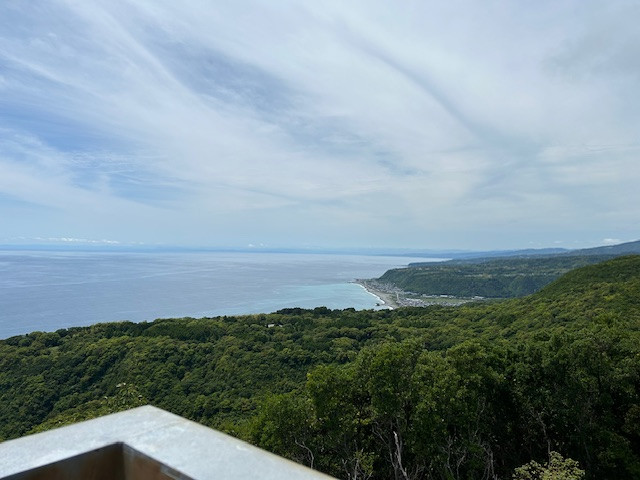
0;406;333;480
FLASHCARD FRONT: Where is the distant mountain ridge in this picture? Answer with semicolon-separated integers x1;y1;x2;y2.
424;247;569;260
408;239;640;265
561;239;640;256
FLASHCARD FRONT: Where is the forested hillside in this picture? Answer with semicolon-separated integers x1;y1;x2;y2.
378;255;615;298
377;239;640;299
1;256;639;479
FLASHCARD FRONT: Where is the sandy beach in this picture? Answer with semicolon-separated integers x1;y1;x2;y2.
354;280;400;309
355;279;476;309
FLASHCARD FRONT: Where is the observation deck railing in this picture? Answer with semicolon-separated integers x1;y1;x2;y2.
0;406;333;480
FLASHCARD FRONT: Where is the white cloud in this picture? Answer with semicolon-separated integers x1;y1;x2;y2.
0;0;637;249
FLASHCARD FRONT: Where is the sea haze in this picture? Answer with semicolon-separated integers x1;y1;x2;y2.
0;251;437;339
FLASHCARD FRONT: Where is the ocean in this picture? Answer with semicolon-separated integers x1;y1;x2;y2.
0;250;435;339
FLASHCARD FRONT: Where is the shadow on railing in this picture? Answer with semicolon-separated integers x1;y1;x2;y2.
0;406;333;480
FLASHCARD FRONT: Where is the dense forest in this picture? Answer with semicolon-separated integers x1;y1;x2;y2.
1;256;639;479
378;255;615;298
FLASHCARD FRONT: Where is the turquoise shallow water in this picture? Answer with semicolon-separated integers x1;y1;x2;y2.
0;251;434;338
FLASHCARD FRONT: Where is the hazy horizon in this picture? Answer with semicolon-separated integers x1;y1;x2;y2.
1;237;634;255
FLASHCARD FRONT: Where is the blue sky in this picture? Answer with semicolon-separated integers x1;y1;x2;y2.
1;1;639;250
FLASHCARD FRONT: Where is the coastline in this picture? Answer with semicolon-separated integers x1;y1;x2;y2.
354;280;400;309
355;279;476;309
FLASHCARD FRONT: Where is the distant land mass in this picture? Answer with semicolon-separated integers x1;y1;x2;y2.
561;239;640;256
368;239;640;300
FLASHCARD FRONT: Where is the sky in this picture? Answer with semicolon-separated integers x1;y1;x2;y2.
0;1;639;251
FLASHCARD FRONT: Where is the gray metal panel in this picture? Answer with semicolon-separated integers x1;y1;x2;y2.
0;406;334;480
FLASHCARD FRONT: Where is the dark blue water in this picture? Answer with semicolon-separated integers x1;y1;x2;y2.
0;251;433;338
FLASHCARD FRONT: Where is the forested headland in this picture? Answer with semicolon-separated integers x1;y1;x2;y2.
377;255;613;299
1;256;639;479
376;239;640;299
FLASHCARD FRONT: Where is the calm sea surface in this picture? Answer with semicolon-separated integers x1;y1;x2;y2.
0;251;435;338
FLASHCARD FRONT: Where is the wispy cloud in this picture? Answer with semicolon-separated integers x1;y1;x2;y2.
0;0;638;248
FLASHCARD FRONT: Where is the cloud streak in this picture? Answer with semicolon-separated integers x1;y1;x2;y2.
0;0;638;249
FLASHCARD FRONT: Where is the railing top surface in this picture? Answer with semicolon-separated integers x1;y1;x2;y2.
0;406;333;480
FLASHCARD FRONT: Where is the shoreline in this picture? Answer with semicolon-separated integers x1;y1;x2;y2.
354;280;400;309
355;279;477;309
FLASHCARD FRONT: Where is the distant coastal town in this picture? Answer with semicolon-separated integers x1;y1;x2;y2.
355;279;481;308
